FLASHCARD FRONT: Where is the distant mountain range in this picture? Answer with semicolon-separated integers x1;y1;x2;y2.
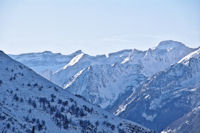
0;50;154;133
9;40;200;132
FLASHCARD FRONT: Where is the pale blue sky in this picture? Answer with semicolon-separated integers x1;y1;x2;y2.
0;0;200;55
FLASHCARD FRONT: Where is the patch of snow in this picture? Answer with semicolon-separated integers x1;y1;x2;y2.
149;97;162;110
121;57;130;64
145;94;150;99
63;53;84;69
142;112;157;121
64;69;85;89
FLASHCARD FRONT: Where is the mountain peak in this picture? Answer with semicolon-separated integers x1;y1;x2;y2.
0;50;11;59
42;50;53;54
68;50;85;57
0;50;5;55
155;40;187;50
74;50;83;54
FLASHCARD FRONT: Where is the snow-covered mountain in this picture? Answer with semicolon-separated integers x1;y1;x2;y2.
10;50;83;80
51;40;195;109
8;41;199;132
117;48;200;132
0;50;154;133
10;41;195;110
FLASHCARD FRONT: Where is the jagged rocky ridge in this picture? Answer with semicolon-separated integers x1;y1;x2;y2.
0;51;154;133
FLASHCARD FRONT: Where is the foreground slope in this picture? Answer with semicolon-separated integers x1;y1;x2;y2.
0;51;154;133
118;48;200;132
